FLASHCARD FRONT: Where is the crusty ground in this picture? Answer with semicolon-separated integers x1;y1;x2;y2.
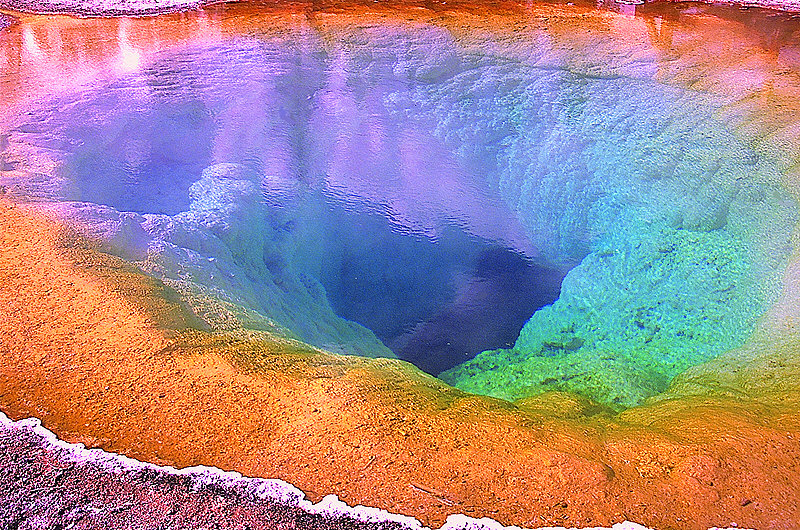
0;0;211;17
0;197;799;530
0;414;411;530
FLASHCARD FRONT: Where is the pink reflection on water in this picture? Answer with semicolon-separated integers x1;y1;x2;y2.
312;37;537;256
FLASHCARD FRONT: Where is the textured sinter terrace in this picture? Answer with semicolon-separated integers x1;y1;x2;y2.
1;3;800;530
2;411;673;530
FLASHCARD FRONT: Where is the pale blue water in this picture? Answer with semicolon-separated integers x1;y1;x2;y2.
4;28;796;406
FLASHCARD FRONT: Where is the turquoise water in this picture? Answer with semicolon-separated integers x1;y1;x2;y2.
5;26;797;407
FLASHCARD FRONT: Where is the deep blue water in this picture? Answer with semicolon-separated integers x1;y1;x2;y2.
312;200;565;374
10;38;567;373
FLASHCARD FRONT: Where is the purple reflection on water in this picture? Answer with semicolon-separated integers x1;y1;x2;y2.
8;31;565;371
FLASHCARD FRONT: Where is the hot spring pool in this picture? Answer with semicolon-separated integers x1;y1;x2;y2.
2;2;800;528
2;2;797;408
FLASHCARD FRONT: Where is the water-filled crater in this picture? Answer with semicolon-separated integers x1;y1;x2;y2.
4;10;797;410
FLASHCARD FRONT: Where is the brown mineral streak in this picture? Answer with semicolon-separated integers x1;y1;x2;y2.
0;197;798;529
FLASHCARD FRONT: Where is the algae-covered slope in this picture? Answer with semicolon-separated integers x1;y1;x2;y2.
432;4;800;408
405;43;798;406
299;14;799;407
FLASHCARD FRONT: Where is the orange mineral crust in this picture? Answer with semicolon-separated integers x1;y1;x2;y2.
0;198;799;529
1;3;800;530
